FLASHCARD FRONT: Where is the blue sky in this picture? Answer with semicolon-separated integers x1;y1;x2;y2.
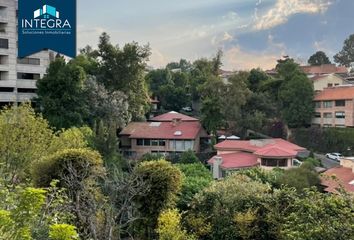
77;0;354;70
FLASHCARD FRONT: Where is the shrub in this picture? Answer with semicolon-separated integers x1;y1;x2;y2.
178;150;199;164
49;224;78;240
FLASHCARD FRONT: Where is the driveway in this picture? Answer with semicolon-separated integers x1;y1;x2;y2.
314;153;340;169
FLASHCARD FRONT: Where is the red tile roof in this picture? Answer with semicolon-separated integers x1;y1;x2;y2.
254;145;297;158
301;64;348;75
314;85;354;101
119;121;203;140
208;152;259;169
215;138;305;153
321;167;354;193
150;111;198;122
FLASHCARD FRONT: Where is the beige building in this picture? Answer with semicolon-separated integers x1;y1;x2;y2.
311;74;347;91
313;85;354;128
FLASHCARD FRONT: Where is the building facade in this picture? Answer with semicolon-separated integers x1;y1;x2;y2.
311;74;347;92
313;85;354;128
0;0;52;107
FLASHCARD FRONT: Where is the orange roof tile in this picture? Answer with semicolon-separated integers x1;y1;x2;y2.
254;145;297;158
301;64;348;75
150;111;198;122
208;152;259;169
314;85;354;101
321;167;354;193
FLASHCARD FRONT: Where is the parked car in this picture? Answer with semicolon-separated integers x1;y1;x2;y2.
325;153;343;162
182;106;193;112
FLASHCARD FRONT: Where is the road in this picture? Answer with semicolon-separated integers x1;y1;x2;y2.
314;153;340;169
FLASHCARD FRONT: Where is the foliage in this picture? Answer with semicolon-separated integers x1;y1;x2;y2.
334;33;354;67
133;160;182;239
247;68;270;92
95;33;151;120
32;148;105;239
234;167;283;188
49;224;78;240
178;150;200;164
158;84;190;111
36;57;88;129
308;51;331;66
157;209;196;240
277;163;320;192
278;74;314;128
175;163;212;210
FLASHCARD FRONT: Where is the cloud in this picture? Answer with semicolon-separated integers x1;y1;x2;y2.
149;48;169;68
223;45;281;70
254;0;332;30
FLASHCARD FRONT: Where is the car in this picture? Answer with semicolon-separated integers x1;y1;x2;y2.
325;153;343;162
182;106;193;112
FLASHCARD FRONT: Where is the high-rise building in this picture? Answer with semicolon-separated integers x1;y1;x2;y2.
0;0;52;107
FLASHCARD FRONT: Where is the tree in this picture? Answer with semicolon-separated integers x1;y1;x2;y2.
36;57;88;130
157;209;196;240
49;224;79;240
247;68;270;92
334;34;354;67
158;84;190;111
175;163;212;210
96;33;151;120
308;51;331;66
178;150;199;164
278;74;314;128
32;149;106;239
133;160;182;239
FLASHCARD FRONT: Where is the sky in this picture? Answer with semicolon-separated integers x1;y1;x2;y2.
77;0;354;71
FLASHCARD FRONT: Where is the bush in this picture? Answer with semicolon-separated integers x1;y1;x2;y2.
178;150;200;164
157;209;195;240
134;160;182;239
49;224;78;240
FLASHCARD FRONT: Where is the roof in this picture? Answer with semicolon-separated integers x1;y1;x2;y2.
215;138;305;153
321;167;354;193
310;74;344;82
301;64;348;75
119;121;203;140
149;111;198;122
254;145;297;158
208;152;259;169
314;85;354;101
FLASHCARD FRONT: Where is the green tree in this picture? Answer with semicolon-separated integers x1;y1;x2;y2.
158;84;190;111
278;74;314;128
308;51;331;66
36;57;88;129
96;33;151;120
175;163;212;210
49;224;78;240
247;68;270;92
334;33;354;67
133;160;182;239
178;150;199;164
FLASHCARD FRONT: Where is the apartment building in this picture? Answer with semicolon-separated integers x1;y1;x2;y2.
0;0;52;107
313;85;354;128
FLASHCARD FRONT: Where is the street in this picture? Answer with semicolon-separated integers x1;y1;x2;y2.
314;153;340;169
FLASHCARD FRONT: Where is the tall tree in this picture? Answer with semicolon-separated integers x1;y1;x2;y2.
36;57;88;129
308;51;331;66
334;34;354;67
96;33;151;120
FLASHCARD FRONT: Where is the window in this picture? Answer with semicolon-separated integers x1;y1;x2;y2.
335;125;345;128
0;38;8;49
151;140;159;146
335;100;346;107
323;113;333;118
323;101;333;108
17;58;40;65
0;87;13;92
261;158;288;167
335;111;345;119
17;72;40;80
159;140;166;146
323;124;332;128
327;83;333;87
137;139;144;146
143;139;151;146
315;101;321;108
169;140;195;151
17;88;36;93
314;112;321;118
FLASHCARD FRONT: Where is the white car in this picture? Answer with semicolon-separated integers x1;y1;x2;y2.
182;107;193;112
325;153;343;162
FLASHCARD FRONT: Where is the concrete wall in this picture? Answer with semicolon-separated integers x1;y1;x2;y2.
313;74;345;91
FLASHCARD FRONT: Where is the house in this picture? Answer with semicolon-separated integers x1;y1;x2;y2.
148;97;160;118
208;139;307;179
313;85;354;128
321;157;354;194
119;111;208;159
311;74;347;91
301;64;348;78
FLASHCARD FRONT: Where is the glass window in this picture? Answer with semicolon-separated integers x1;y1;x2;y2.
184;140;194;150
143;139;151;146
261;158;288;167
175;140;184;151
314;112;321;118
335;112;345;119
17;72;40;80
137;139;143;146
151;140;159;146
323;101;333;108
327;83;333;87
323;112;333;118
335;100;345;107
17;58;40;65
315;101;321;108
159;140;166;146
0;38;8;49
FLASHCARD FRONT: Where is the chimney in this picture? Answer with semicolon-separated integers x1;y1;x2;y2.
212;156;223;179
172;117;182;126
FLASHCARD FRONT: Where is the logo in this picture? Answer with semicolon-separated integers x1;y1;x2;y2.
18;0;76;58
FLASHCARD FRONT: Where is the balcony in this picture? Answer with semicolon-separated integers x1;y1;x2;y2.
335;118;345;125
17;92;37;102
0;92;16;102
0;8;7;23
312;118;321;125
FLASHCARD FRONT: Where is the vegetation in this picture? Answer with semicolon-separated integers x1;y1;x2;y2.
308;51;331;66
334;33;354;67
